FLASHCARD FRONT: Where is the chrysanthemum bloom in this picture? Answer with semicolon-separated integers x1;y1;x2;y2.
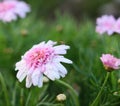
100;54;120;71
0;0;30;22
15;40;72;88
96;15;116;35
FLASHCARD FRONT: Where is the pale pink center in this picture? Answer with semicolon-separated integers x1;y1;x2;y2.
103;22;113;29
24;47;55;70
0;3;15;12
104;58;116;66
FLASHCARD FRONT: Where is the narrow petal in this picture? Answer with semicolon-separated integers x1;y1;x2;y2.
16;60;27;82
44;64;60;80
16;70;27;82
32;69;43;87
54;45;70;54
55;56;72;64
46;40;57;46
26;75;32;88
54;63;67;75
15;60;26;71
54;45;70;50
38;74;43;87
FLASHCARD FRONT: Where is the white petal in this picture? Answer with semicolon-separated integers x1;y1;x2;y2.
44;70;60;80
46;40;56;46
54;63;67;75
37;74;43;87
16;70;27;82
32;69;43;87
56;50;67;54
54;45;70;54
54;56;72;64
26;75;32;88
44;64;60;80
52;65;60;79
54;45;70;50
27;66;35;75
16;60;27;82
60;57;72;63
15;60;26;71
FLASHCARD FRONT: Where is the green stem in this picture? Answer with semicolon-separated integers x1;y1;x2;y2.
12;81;18;106
90;72;110;106
56;80;80;106
0;72;10;106
20;88;24;106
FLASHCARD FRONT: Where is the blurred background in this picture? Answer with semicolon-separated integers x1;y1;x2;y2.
1;0;120;106
25;0;120;19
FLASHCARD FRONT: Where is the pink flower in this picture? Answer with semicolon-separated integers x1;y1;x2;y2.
100;54;120;71
96;15;116;35
0;0;30;22
114;18;120;34
15;40;72;88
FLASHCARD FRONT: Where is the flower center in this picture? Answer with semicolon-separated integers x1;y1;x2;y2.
24;47;55;70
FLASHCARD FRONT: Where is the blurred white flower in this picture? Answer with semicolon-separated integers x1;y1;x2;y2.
15;40;72;88
0;0;30;22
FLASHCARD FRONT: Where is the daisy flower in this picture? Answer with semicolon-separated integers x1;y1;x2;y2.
96;15;116;35
0;0;30;22
100;54;120;71
15;40;72;88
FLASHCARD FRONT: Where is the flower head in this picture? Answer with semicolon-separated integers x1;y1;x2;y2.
15;40;72;88
100;54;120;71
96;15;116;35
114;18;120;34
0;0;30;22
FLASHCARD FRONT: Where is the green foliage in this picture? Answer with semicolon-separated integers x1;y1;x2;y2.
26;0;64;18
1;13;120;106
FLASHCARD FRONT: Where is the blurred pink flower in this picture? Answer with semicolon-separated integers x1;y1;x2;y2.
114;18;120;34
0;0;30;22
15;40;72;88
100;54;120;71
96;15;116;35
